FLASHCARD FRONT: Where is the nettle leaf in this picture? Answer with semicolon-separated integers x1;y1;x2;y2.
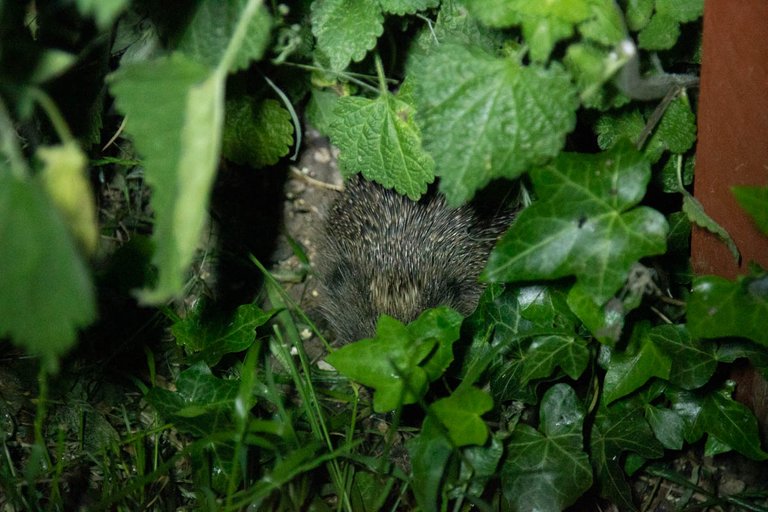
564;42;630;110
648;324;717;389
378;0;439;15
222;96;294;168
75;0;129;29
603;327;671;404
502;384;592;511
326;306;462;412
171;303;274;366
0;173;96;373
311;0;384;71
176;0;272;72
590;398;664;509
484;143;668;305
328;94;435;199
577;0;625;46
733;185;768;235
668;383;768;460
409;42;578;205
145;361;239;437
656;0;704;23
688;273;768;346
430;387;493;447
638;13;679;50
625;0;654;31
305;88;340;136
109;54;221;303
682;192;740;262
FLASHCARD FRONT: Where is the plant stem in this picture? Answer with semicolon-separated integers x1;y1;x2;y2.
29;87;74;144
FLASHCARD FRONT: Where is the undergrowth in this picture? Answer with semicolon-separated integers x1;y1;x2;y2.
1;1;767;511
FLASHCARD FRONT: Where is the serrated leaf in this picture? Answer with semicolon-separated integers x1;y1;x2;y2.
578;0;626;46
409;42;578;205
682;192;740;262
176;0;272;72
430;387;492;447
655;0;703;23
311;0;384;71
688;273;768;346
37;143;98;254
638;13;679;50
0;173;96;372
649;324;716;389
484;143;668;305
325;307;462;412
603;330;671;404
648;96;697;156
733;185;768;235
328;94;435;199
305;88;340;135
595;109;645;150
75;0;129;29
378;0;439;15
222;96;294;168
502;384;592;512
565;42;629;109
109;54;222;303
625;0;654;31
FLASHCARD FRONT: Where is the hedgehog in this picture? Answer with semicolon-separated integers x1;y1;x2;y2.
316;175;513;343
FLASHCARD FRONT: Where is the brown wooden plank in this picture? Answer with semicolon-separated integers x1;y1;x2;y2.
692;0;768;278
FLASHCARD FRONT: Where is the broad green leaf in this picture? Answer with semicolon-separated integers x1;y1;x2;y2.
656;0;703;23
109;54;221;303
409;42;578;205
590;398;664;509
430;387;492;447
171;303;273;366
326;307;462;412
688;273;768;346
578;0;625;45
311;0;384;71
647;96;697;158
733;185;768;235
603;328;671;404
378;0;439;15
666;211;691;253
328;94;435;199
668;383;768;460
644;405;685;449
564;42;630;109
567;286;625;345
176;0;272;72
649;324;716;389
407;421;453;512
75;0;129;28
625;0;653;31
484;143;668;305
305;88;340;136
459;436;504;498
37;143;98;254
222;96;294;168
638;14;679;50
0;173;96;372
595;109;645;150
502;384;592;511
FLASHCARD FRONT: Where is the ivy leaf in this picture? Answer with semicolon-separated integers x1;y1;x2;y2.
733;185;768;235
222;96;294;168
502;384;592;512
687;273;768;346
176;0;272;72
603;327;671;404
311;0;384;71
328;94;435;199
74;0;129;29
644;405;685;450
409;42;578;205
325;307;462;412
484;143;668;305
406;420;453;512
0;173;96;373
648;324;717;389
378;0;439;15
430;387;493;447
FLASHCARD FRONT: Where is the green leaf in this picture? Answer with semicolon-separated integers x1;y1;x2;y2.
484;143;668;305
625;0;654;31
578;0;626;45
222;96;294;168
648;324;717;389
638;14;679;50
567;287;625;345
682;192;740;262
311;0;384;71
325;306;462;412
603;328;671;404
378;0;439;15
647;96;697;157
644;405;685;450
409;42;578;205
430;387;492;447
668;383;768;460
733;185;768;235
328;94;435;199
171;303;273;366
75;0;129;29
305;88;340;136
407;421;453;512
688;273;768;346
565;42;629;109
459;436;504;498
655;0;703;23
0;173;96;372
502;384;592;511
109;54;221;303
176;0;272;72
